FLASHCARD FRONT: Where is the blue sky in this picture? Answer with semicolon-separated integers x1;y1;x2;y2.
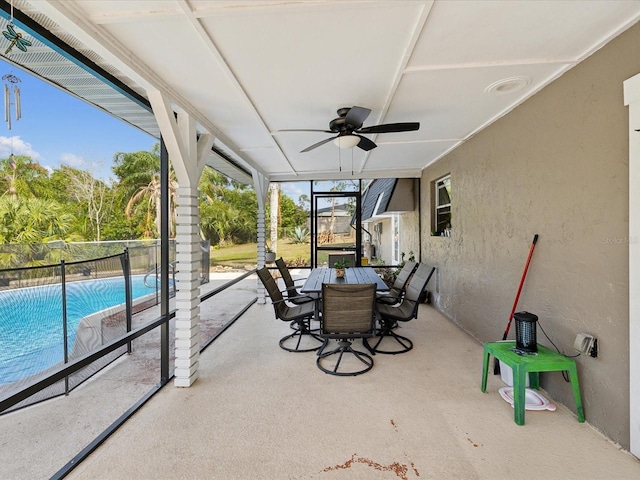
0;57;313;200
0;58;156;183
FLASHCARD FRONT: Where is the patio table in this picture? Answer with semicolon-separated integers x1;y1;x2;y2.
300;267;389;294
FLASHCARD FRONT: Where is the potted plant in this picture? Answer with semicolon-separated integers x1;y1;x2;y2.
265;245;276;263
334;259;350;278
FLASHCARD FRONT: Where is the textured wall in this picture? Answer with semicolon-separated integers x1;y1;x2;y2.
421;22;640;448
400;180;420;263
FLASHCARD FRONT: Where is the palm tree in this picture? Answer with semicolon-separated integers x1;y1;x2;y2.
113;146;178;238
125;172;178;238
0;154;51;199
0;196;77;267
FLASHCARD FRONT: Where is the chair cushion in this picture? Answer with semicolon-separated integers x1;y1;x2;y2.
281;301;315;320
377;299;417;322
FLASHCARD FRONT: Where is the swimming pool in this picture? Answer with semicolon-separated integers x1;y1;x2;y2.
0;275;160;385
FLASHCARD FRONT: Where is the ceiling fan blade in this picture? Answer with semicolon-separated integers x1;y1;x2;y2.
357;122;420;134
356;135;377;151
300;136;337;153
344;106;371;130
277;129;333;133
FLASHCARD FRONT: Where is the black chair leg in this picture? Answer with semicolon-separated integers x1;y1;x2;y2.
316;338;329;356
280;318;324;352
365;321;413;355
316;340;374;376
291;318;321;334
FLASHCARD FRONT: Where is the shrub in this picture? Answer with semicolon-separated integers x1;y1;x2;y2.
289;225;310;244
285;257;308;267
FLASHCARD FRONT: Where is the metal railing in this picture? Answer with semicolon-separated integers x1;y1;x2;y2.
0;239;210;284
0;260;257;478
54;268;257;479
0;251;134;411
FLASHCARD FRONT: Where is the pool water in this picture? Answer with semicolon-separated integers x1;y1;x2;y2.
0;275;159;385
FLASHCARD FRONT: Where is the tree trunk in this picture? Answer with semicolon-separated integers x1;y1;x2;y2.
328;196;337;243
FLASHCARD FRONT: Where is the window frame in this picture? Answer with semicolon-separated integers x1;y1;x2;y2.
433;174;451;236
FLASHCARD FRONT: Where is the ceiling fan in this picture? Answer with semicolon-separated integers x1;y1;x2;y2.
280;106;420;153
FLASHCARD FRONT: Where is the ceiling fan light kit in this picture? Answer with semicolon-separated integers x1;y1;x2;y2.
281;106;420;153
333;134;360;149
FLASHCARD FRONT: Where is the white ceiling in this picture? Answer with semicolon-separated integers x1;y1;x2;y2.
10;0;640;182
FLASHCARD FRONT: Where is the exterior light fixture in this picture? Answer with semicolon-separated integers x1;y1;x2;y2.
485;76;531;95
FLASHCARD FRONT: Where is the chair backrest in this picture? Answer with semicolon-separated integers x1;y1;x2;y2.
404;263;436;303
321;283;376;335
275;257;295;290
257;266;286;316
392;261;417;291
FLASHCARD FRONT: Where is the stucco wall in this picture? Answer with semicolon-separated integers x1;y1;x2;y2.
420;21;640;448
400;189;420;263
369;211;420;266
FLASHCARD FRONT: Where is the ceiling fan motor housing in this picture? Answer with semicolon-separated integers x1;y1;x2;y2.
330;108;355;132
288;105;419;152
329;116;348;132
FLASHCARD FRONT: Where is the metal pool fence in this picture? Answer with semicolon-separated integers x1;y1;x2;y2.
0;239;210;286
0;241;209;413
0;254;258;478
0;251;134;411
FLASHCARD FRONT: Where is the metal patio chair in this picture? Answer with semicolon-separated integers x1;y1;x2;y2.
316;283;377;376
275;257;314;305
367;263;436;355
257;266;323;352
376;261;418;305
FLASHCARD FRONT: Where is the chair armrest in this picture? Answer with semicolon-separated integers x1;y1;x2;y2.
272;294;315;304
376;290;403;302
376;295;401;306
288;294;315;303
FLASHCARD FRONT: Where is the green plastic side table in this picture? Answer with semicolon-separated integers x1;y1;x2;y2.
481;341;585;425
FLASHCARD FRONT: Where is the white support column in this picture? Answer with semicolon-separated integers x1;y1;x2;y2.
174;187;202;386
253;171;270;303
148;88;213;388
624;73;640;459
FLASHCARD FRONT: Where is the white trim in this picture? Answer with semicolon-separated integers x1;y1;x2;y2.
624;72;640;459
373;193;385;216
392;214;401;265
35;1;267;178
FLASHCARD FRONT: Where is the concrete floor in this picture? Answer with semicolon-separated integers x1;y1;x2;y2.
1;274;640;479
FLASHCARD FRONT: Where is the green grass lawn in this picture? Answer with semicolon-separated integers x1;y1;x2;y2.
209;240;362;266
210;240;315;266
210;238;367;267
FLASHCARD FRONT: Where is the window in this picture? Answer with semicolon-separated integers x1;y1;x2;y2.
433;174;451;236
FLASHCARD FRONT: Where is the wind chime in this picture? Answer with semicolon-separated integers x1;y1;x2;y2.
2;1;30;130
2;72;21;130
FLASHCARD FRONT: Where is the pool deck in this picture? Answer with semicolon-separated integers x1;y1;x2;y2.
1;271;639;479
